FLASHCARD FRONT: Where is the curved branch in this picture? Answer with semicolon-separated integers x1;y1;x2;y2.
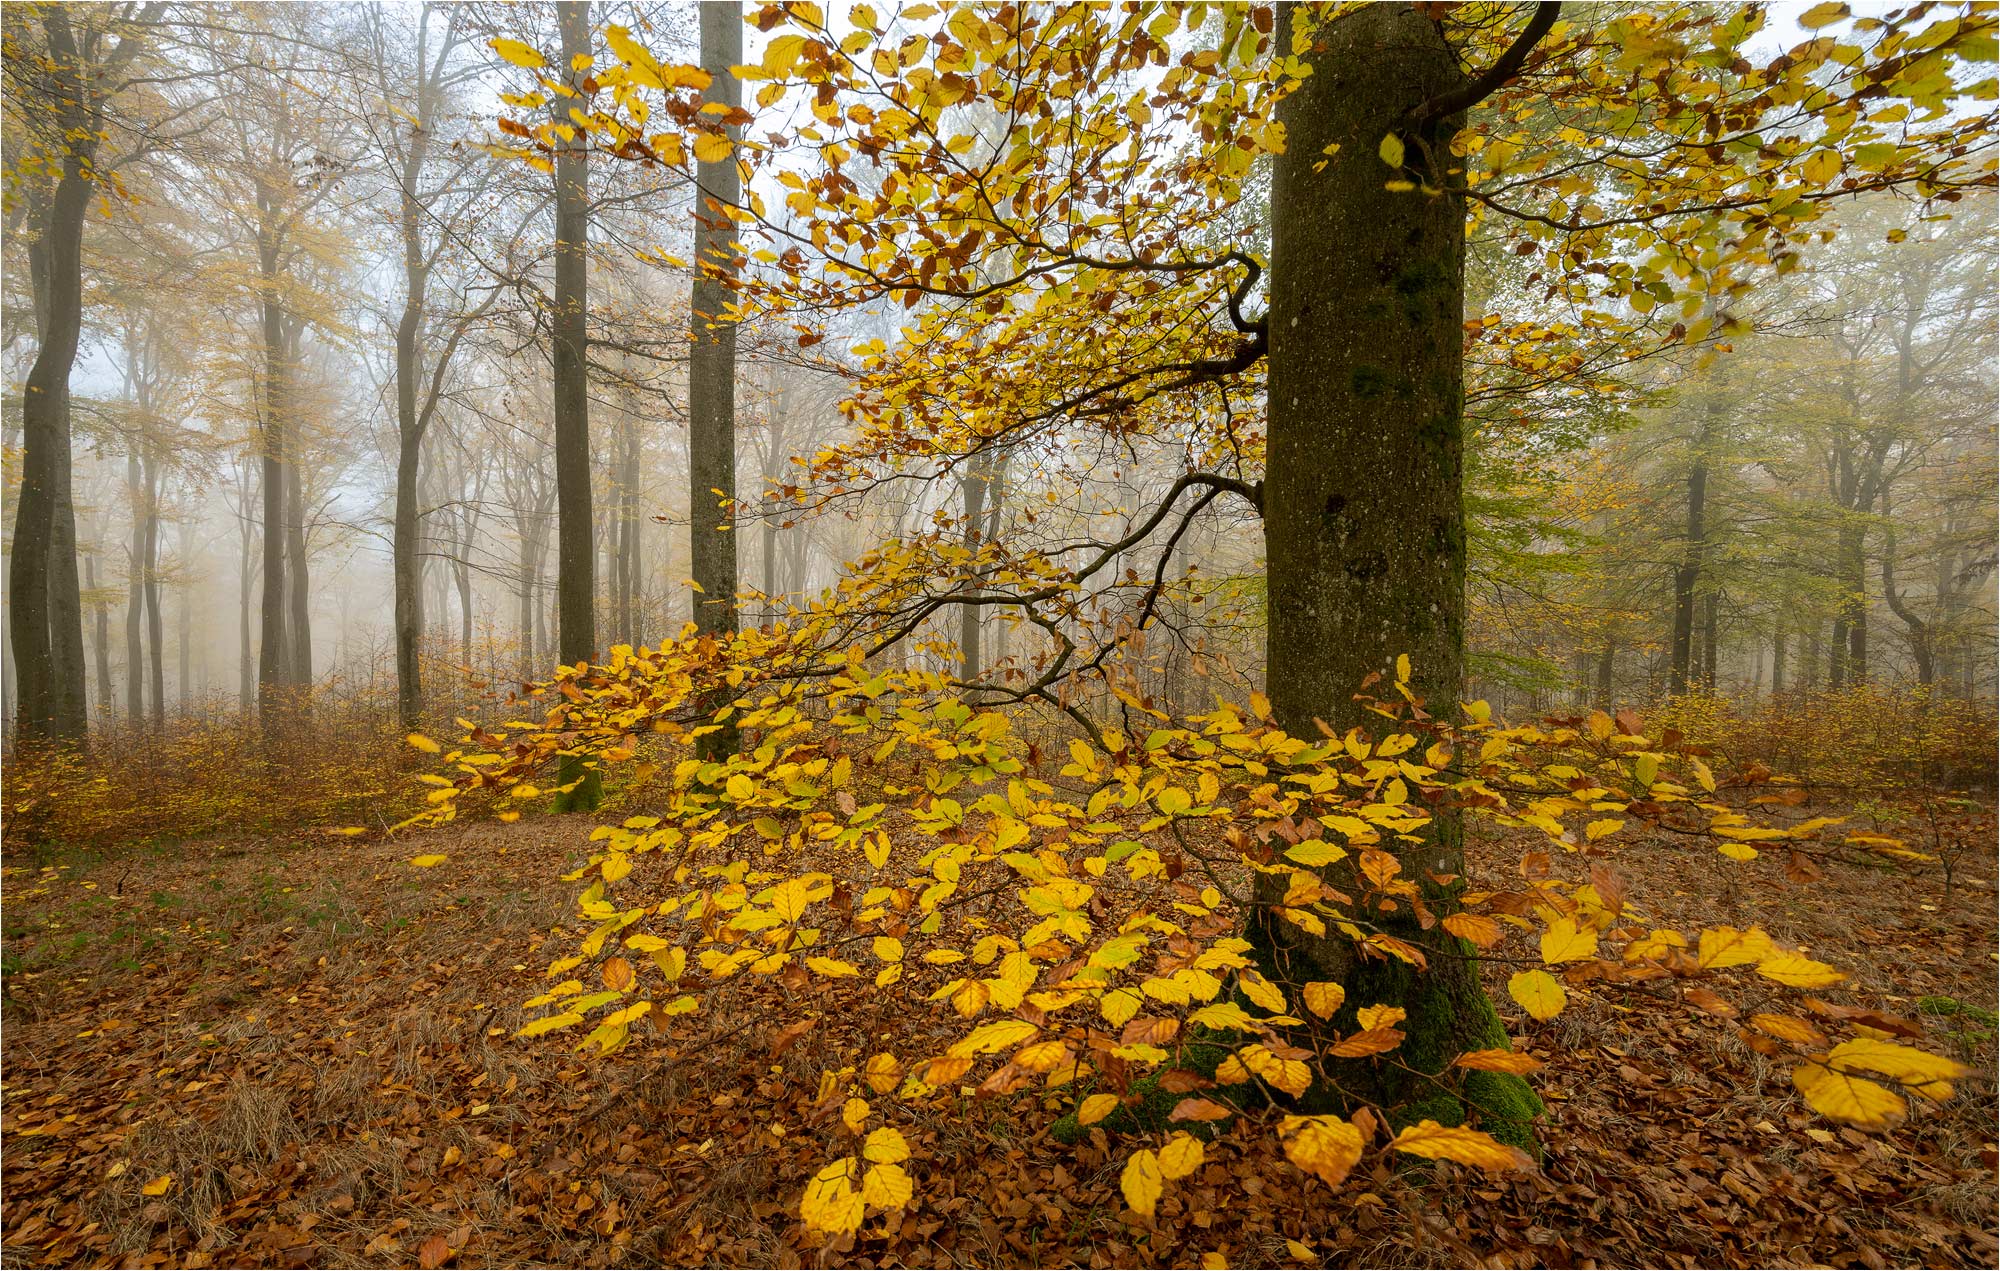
1406;2;1561;133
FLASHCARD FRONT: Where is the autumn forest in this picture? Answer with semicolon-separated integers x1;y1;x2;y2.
2;2;1997;1268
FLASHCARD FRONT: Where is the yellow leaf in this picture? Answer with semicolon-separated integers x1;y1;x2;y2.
491;37;546;68
862;1161;913;1208
842;1097;871;1132
1826;1037;1968;1087
1797;1;1849;29
1158;1132;1204;1180
1390;1120;1531;1171
516;1011;584;1038
1286;1239;1316;1262
1442;912;1502;948
406;732;442;753
1793;1060;1904;1129
1239;969;1287;1014
409;854;448;868
863;1125;910;1164
762;32;809;76
1718;841;1759;862
1076;1092;1121;1126
141;1173;174;1196
1014;1039;1071;1072
949;1018;1039;1057
1585;818;1624;841
1378;132;1405;168
1540;917;1597;964
1395;652;1411;683
1697;925;1770;969
693;131;733;165
1121;1148;1163;1218
800;1157;865;1233
1756;951;1845;989
1801;148;1843;186
1356;1003;1407;1031
808;956;861;978
1278;1114;1363;1187
1749;1013;1826;1046
1508;969;1567;1021
1302;981;1345;1020
864;1052;901;1094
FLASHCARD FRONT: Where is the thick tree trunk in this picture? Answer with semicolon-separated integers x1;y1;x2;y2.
689;1;743;759
1260;0;1539;1148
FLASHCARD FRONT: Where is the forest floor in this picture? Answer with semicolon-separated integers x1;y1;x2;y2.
2;804;1995;1270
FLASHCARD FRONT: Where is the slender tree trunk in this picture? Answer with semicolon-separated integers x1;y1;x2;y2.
1881;519;1934;686
959;452;990;684
177;528;191;713
1669;387;1716;696
127;447;146;722
1259;0;1538;1149
1700;590;1718;689
689;0;743;758
1771;629;1787;695
87;550;111;718
9;83;94;743
1595;641;1614;707
143;447;164;731
286;458;311;688
238;471;256;711
551;0;600;808
257;238;291;713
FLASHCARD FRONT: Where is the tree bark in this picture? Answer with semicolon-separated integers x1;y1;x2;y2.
551;0;601;809
1669;387;1716;695
256;210;292;713
8;11;97;745
126;445;146;721
286;453;312;688
143;444;164;730
1259;0;1541;1148
690;0;743;759
87;549;111;718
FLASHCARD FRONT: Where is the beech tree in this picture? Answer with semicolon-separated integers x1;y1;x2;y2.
3;2;162;742
437;0;1999;1235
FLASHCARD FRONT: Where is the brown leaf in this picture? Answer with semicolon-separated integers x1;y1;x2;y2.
418;1233;450;1270
1169;1097;1235;1122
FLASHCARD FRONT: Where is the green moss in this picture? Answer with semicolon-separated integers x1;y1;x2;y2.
1049;1039;1250;1145
1349;364;1391;399
551;756;603;813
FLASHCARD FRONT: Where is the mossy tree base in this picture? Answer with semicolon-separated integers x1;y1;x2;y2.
551;755;603;814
